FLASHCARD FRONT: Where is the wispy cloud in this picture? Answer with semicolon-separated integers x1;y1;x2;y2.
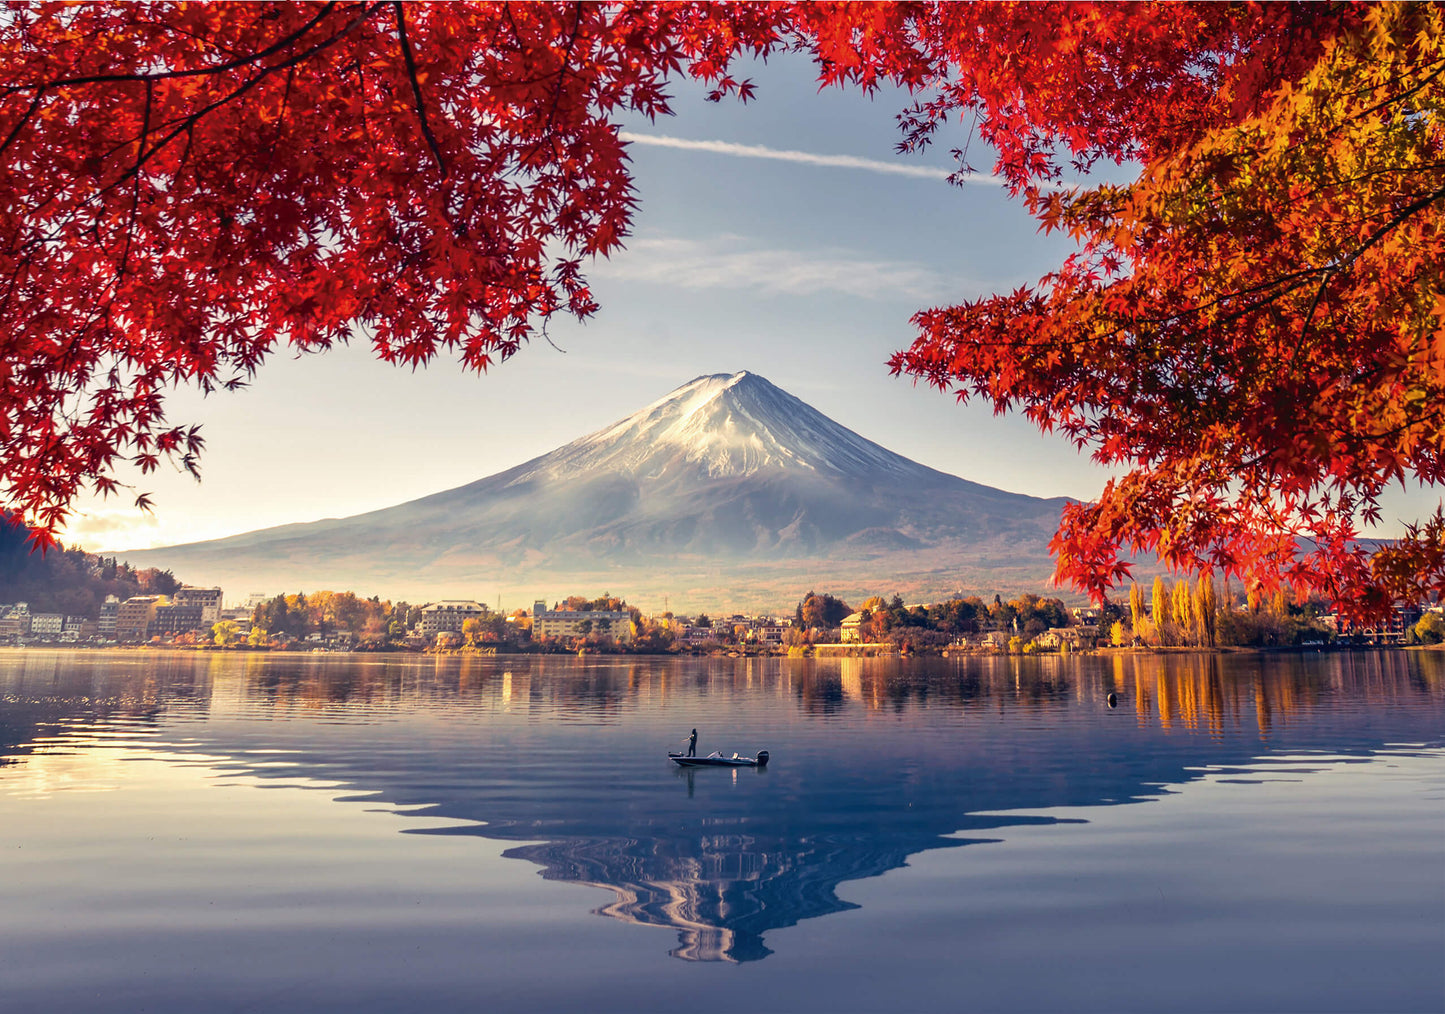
620;131;1008;187
592;236;962;302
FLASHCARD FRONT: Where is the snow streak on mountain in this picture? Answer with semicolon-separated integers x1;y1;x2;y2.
119;372;1071;609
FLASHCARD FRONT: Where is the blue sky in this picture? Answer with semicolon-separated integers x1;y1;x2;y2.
63;51;1438;556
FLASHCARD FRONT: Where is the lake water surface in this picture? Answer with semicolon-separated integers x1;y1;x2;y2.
0;649;1441;1012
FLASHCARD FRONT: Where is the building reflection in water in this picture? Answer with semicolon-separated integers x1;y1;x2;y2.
0;648;1441;963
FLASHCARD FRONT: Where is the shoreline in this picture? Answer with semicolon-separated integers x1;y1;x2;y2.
0;642;1426;659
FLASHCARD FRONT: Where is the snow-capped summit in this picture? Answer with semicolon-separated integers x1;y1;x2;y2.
119;372;1071;608
517;371;923;483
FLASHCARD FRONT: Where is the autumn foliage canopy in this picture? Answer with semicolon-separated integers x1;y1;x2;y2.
1;2;1441;620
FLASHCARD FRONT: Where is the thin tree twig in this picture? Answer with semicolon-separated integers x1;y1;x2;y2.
393;2;447;178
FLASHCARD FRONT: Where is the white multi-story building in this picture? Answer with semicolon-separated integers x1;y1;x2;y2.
747;619;790;645
419;600;488;638
172;586;224;624
29;613;63;637
60;615;93;642
98;595;120;636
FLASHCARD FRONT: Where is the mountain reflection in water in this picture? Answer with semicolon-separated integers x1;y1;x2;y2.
501;769;1033;963
0;649;1441;963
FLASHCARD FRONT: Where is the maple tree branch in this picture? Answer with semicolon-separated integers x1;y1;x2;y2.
0;246;33;322
507;4;589;186
1287;180;1445;374
156;18;248;62
6;2;386;237
545;4;585;133
1055;175;1445;353
1233;397;1445;477
110;3;387;191
1196;159;1445;216
393;2;448;179
0;89;44;159
1366;404;1445;447
29;3;343;90
540;318;567;353
502;3;526;54
1341;54;1445;127
117;77;154;281
1037;263;1328;352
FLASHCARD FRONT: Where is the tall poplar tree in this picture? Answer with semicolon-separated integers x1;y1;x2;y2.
1151;576;1172;646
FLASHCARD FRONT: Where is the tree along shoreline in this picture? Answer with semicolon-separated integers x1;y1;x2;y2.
7;541;1437;651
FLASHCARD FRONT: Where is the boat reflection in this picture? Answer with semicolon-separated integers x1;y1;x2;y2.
0;649;1441;963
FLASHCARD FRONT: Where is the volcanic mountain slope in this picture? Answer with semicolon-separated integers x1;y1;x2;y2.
119;372;1073;608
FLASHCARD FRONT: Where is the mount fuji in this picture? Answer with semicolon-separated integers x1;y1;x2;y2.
118;372;1073;609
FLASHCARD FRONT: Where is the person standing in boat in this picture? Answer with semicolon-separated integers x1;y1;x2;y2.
687;728;697;757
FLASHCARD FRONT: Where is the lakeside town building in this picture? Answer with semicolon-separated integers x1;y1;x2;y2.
98;595;120;637
147;603;206;639
746;619;790;645
61;616;95;641
115;595;163;641
172;586;224;624
0;603;99;642
218;604;255;630
1035;625;1101;650
1333;606;1424;645
0;602;29;638
418;600;489;638
531;600;635;643
29;612;63;637
678;624;716;645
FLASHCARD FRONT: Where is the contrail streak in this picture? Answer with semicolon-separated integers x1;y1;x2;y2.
618;131;1008;187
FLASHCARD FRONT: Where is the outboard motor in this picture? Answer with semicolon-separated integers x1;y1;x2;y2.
756;750;769;766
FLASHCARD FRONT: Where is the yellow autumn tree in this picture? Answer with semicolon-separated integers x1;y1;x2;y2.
1172;579;1196;646
1151;576;1172;645
211;620;240;647
461;617;482;647
1194;573;1218;647
1128;583;1149;642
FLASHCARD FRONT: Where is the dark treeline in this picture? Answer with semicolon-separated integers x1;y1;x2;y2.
0;518;180;616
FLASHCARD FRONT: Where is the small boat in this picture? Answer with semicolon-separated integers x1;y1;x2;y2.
668;749;769;768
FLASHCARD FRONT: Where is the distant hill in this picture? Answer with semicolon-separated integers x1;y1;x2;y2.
1;517;180;615
117;372;1074;611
